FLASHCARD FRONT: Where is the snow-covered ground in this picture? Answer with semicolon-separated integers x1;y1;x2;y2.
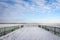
39;23;60;28
0;23;60;28
0;24;23;28
0;26;60;40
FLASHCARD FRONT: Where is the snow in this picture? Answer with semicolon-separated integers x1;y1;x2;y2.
0;26;60;40
0;24;23;28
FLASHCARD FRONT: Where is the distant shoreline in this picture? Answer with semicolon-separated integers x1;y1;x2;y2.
0;23;60;24
0;23;27;24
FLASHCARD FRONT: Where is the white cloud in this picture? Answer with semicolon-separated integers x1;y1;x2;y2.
1;0;60;15
0;0;60;23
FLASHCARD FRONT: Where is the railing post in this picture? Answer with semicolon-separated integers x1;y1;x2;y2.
21;25;24;28
38;25;41;28
54;27;56;34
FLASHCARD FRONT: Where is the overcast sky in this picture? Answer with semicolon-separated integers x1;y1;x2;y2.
0;0;60;23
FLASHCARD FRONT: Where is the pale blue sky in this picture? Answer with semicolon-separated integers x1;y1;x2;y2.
0;0;60;23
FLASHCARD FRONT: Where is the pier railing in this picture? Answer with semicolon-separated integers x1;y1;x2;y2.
0;25;24;37
38;25;60;36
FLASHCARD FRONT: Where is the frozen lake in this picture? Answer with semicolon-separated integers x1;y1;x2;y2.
0;23;60;28
0;24;23;28
0;26;60;40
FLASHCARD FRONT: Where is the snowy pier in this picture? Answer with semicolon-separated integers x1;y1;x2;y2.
0;25;60;40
